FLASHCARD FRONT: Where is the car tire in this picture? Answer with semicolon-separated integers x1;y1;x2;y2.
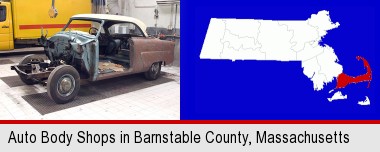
47;65;80;104
144;62;161;80
18;54;44;85
19;54;44;65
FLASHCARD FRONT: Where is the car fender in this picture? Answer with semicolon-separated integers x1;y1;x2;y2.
131;38;175;72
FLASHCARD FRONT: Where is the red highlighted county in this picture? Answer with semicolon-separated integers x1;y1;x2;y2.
335;56;372;89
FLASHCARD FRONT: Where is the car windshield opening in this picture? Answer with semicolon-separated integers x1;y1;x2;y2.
62;19;99;35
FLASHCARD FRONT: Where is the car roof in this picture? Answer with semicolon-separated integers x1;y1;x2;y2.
71;14;148;37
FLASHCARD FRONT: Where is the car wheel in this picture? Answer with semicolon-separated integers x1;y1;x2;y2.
18;54;44;85
47;65;80;104
144;62;161;80
19;54;44;65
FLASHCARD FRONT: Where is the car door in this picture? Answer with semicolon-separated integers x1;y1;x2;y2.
0;4;11;50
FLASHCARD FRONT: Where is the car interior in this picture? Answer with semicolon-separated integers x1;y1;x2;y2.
91;21;145;73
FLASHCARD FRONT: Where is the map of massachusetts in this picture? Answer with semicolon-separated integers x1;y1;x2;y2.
200;10;372;104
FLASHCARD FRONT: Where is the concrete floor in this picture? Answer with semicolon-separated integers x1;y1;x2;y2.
0;51;180;120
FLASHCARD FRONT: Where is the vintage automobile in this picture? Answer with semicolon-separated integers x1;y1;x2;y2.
11;14;175;104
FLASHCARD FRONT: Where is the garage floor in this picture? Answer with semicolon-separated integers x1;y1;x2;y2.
0;54;180;120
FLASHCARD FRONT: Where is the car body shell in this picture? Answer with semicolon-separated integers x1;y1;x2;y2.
12;14;175;82
9;14;175;103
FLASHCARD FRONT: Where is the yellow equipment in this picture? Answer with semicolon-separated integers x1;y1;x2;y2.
0;0;91;51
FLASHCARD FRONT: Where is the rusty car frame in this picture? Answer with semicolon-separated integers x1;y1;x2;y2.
11;14;175;104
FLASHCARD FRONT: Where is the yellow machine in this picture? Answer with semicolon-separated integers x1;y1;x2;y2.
0;0;91;51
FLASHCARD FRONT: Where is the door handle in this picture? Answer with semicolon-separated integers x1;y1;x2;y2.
1;25;9;28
